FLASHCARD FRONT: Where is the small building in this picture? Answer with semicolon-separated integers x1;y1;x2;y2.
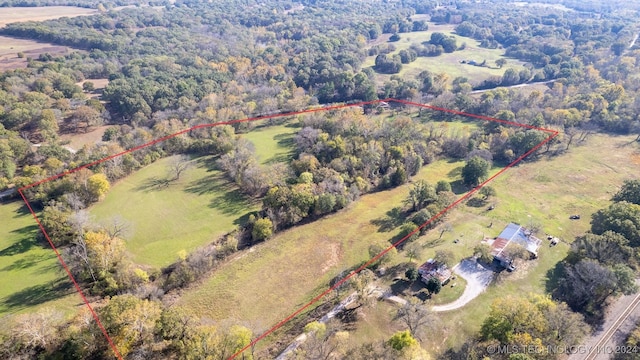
483;223;542;269
418;259;452;285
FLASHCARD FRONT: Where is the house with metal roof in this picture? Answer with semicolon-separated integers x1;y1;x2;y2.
483;223;542;269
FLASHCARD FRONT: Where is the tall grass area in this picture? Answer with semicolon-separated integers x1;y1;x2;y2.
177;159;465;333
90;155;260;268
0;201;77;318
364;23;526;86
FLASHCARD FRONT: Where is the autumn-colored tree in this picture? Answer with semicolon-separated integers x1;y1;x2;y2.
86;173;110;202
84;230;125;273
99;295;162;358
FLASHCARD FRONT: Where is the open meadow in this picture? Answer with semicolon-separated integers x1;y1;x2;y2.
90;155;261;268
0;201;79;319
364;22;527;86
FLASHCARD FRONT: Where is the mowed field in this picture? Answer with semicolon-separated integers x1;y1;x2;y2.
364;23;527;86
90;155;261;268
0;201;79;318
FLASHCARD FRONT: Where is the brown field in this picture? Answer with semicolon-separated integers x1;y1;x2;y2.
76;78;110;99
60;125;111;151
0;36;72;70
0;6;99;70
0;6;97;27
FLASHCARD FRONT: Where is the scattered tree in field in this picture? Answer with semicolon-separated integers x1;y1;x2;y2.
82;81;95;92
251;217;273;242
474;243;493;264
388;330;418;351
396;299;433;340
168;155;192;181
404;180;436;211
368;243;397;268
438;223;453;239
462;156;490;186
405;267;419;282
434;249;455;268
495;58;507;68
479;185;496;199
405;243;422;263
397;222;419;244
435;180;451;194
425;276;442;294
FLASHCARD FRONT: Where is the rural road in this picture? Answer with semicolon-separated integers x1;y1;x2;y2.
470;79;556;94
629;32;639;49
568;281;640;360
431;258;495;312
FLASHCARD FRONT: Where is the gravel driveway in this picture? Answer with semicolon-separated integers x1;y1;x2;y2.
431;258;495;312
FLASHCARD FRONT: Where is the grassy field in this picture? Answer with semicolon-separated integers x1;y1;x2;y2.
90;155;260;268
176;158;465;332
364;22;526;86
240;123;298;165
0;201;79;318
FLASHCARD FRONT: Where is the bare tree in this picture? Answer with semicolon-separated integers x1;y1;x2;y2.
102;215;132;241
396;299;434;341
439;223;453;239
168;155;192;181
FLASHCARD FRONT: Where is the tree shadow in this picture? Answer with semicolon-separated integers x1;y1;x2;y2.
544;260;564;295
193;155;220;172
0;225;42;257
0;252;50;272
1;278;73;310
209;189;256;216
450;179;468;195
370;207;406;232
466;197;487;208
12;202;32;216
133;176;172;192
423;237;446;248
184;171;230;195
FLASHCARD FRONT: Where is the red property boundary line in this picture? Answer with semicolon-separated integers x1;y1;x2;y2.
16;99;558;360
